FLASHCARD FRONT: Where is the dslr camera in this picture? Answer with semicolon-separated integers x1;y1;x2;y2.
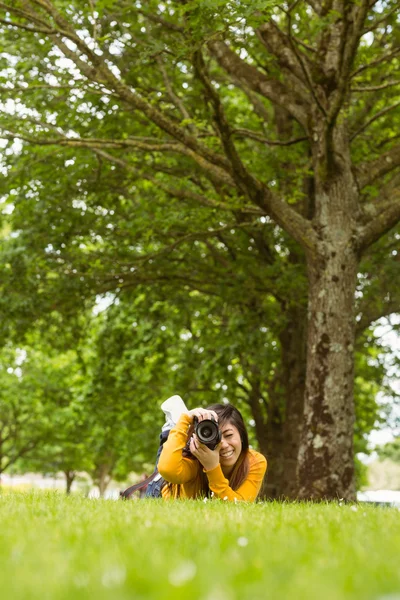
193;416;222;450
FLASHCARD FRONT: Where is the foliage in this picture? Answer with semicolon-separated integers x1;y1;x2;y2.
0;342;82;475
378;437;400;464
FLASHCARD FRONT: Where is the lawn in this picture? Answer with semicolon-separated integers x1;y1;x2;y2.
0;491;399;600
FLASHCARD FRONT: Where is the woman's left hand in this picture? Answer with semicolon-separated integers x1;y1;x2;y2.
189;434;220;472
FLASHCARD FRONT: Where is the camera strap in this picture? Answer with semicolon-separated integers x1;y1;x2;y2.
120;469;159;499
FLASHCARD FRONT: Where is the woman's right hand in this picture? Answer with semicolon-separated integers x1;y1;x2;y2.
187;407;219;423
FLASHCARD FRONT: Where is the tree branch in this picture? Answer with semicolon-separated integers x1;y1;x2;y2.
256;20;312;99
357;193;400;251
138;9;185;33
13;0;234;176
327;0;370;125
192;49;262;202
0;16;56;33
351;47;400;78
156;57;196;134
363;4;400;33
351;80;400;93
208;39;309;128
233;128;308;146
351;102;400;142
356;143;400;189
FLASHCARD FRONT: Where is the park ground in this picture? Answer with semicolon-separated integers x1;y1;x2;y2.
0;492;399;600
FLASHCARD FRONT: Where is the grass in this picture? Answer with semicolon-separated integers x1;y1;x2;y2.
0;491;399;600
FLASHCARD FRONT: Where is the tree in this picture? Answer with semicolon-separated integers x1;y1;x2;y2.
0;343;80;481
1;0;400;499
18;401;93;494
378;438;400;463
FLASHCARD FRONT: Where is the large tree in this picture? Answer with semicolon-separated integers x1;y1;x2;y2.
0;0;400;499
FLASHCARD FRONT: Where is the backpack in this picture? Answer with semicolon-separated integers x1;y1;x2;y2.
120;395;187;500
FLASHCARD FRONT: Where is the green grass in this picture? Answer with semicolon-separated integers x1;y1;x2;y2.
0;492;399;600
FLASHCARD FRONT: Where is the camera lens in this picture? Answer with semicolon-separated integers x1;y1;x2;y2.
195;419;221;448
200;426;213;439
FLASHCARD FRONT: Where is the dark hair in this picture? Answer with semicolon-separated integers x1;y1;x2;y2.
196;403;250;495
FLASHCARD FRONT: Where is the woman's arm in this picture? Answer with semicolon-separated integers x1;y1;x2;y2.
157;413;199;484
205;452;267;502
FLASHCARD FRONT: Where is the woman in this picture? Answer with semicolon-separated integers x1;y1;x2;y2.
157;403;267;502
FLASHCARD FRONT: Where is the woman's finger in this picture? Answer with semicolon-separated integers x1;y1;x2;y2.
189;437;198;454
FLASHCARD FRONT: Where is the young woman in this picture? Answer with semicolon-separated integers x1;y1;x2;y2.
157;403;267;502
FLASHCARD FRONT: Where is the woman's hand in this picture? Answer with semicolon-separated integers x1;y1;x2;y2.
189;434;220;472
187;407;219;424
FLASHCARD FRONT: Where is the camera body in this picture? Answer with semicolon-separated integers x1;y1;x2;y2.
194;416;222;450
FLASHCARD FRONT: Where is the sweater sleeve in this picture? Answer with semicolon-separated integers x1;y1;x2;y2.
205;451;267;502
157;413;199;484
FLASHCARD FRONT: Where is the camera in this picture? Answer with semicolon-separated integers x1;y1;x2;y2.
194;416;222;450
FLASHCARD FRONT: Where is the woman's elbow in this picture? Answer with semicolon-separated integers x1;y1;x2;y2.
158;457;177;483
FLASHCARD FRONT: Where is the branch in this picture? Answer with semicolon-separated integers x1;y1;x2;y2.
153;182;264;215
351;47;400;78
0;1;52;28
356;143;400;189
356;294;400;336
0;130;185;152
90;148;235;189
357;193;400;251
256;21;311;99
0;16;56;33
2;439;40;471
327;0;370;125
259;188;318;254
138;9;185;33
363;4;400;33
13;0;234;176
208;39;309;128
192;49;262;202
263;11;326;116
233;128;308;146
127;221;259;266
351;101;400;141
351;80;400;92
156;57;196;133
1;125;237;188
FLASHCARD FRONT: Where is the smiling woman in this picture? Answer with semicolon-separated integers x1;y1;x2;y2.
157;404;267;502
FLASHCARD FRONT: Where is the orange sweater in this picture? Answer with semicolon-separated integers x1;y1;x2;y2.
157;413;267;502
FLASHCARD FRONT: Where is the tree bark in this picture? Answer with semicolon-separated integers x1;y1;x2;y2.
263;400;284;499
297;179;360;500
64;470;75;495
279;306;308;498
95;464;112;497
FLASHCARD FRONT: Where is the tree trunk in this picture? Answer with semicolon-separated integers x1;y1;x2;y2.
96;464;112;497
297;219;359;500
279;306;307;498
247;307;307;499
263;401;284;499
64;470;75;495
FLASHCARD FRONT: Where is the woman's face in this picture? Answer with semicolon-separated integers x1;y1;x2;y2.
218;421;243;470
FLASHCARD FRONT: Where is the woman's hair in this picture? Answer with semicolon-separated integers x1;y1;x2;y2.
196;403;250;495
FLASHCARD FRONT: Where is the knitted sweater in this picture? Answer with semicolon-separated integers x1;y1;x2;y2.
157;413;267;502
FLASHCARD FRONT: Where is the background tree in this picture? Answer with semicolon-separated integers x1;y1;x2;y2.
0;343;81;481
0;0;400;499
378;438;400;464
